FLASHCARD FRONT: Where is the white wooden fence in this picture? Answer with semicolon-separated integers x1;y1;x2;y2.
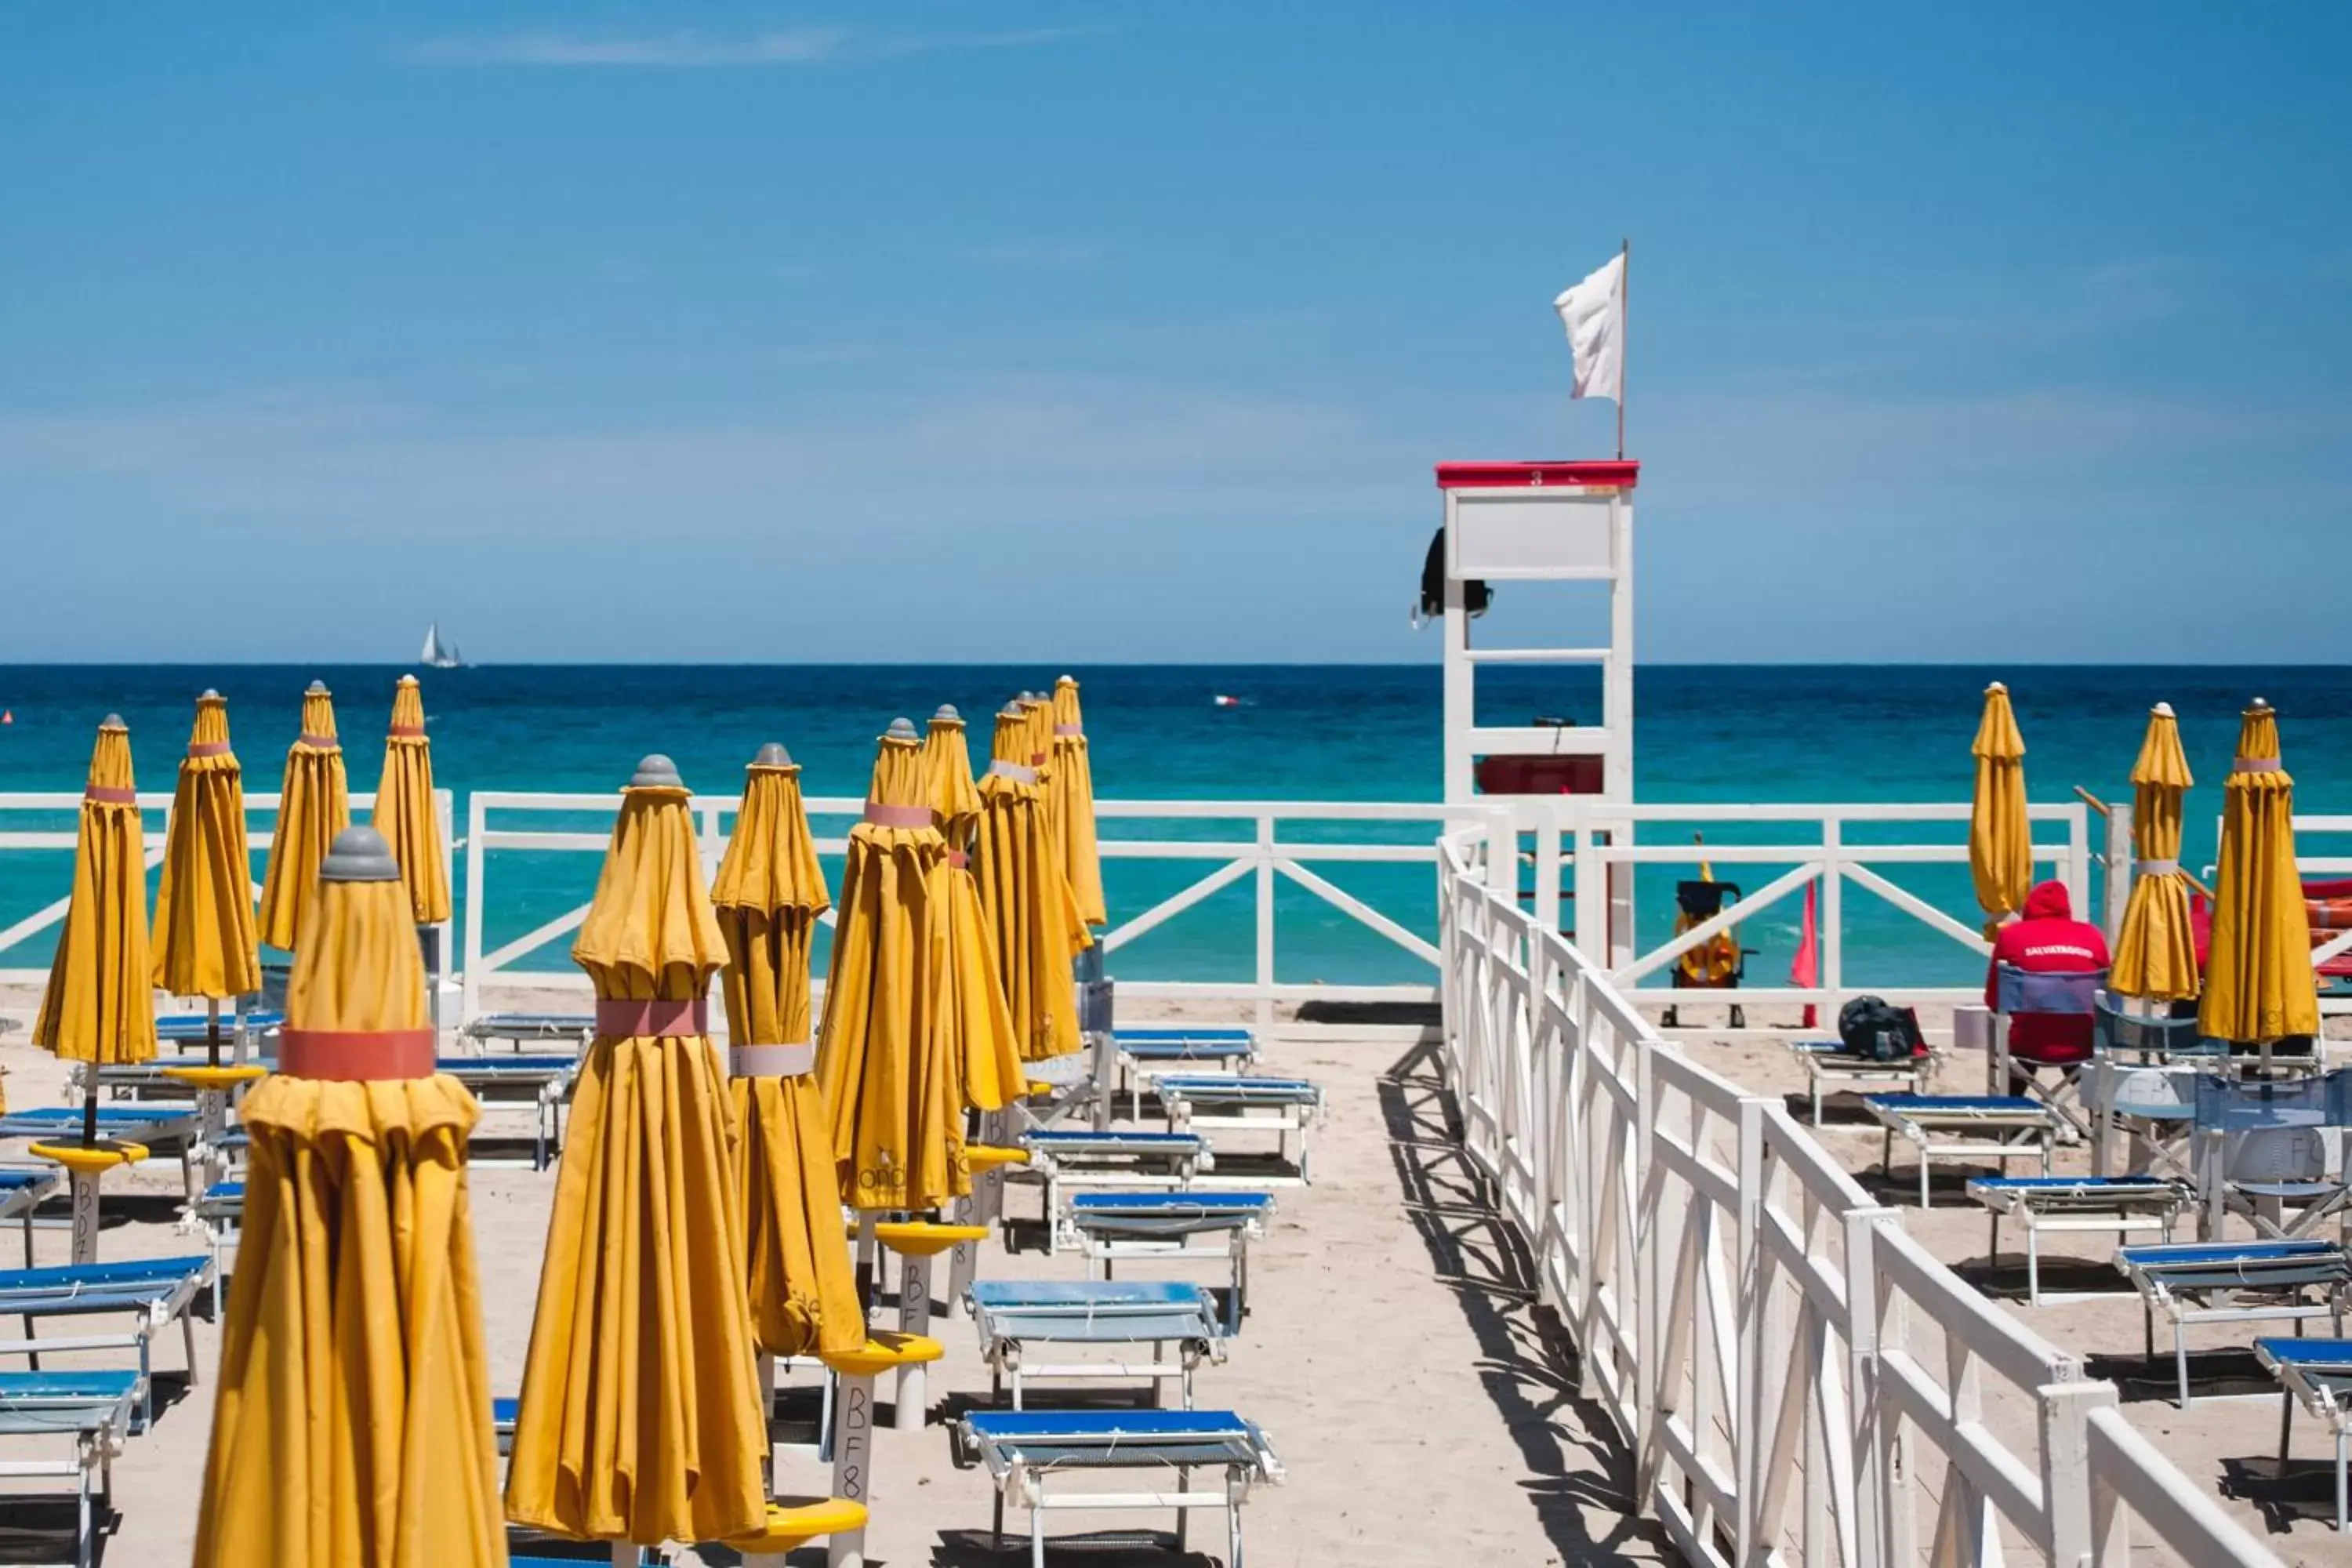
1438;816;2281;1567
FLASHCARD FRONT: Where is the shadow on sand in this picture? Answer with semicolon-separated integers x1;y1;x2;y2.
1378;1038;1671;1566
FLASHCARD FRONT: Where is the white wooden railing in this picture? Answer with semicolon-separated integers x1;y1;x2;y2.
461;792;1450;1027
1437;817;2280;1567
0;788;455;988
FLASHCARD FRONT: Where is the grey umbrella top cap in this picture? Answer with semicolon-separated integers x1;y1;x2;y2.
320;825;400;882
100;713;125;730
2251;696;2274;712
752;742;793;768
307;680;328;695
1000;702;1026;720
884;717;920;742
199;688;222;702
932;705;962;724
630;754;684;789
1058;673;1075;684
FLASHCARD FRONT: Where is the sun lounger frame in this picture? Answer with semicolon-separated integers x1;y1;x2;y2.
1021;1132;1207;1246
0;1367;141;1568
1965;1174;2190;1305
967;1280;1229;1410
2115;1240;2351;1409
1113;1029;1259;1121
459;1011;595;1054
1059;1192;1273;1334
1862;1094;2063;1209
1155;1075;1322;1187
1786;1039;1934;1127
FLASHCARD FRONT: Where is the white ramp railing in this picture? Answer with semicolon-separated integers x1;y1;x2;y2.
1438;818;2280;1567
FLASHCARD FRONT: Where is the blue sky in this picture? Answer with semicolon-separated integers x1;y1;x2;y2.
2;3;2346;663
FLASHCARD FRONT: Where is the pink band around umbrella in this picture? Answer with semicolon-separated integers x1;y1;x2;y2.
989;760;1036;785
2233;758;2284;774
729;1042;814;1078
594;997;710;1036
2137;858;2180;877
946;850;968;869
1029;752;1047;766
862;801;932;829
278;1026;436;1080
298;733;339;749
82;786;136;804
186;741;232;758
388;724;426;739
1053;724;1081;737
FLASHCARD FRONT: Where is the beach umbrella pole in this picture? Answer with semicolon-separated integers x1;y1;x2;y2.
205;996;222;1069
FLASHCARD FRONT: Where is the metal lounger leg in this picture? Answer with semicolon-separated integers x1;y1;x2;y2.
2339;1426;2348;1534
1175;1465;1189;1553
1031;1496;1046;1568
2281;1388;2296;1479
2176;1319;2193;1410
76;1434;93;1568
2025;1224;2039;1309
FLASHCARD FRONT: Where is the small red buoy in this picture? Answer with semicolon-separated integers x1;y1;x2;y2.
1;710;11;725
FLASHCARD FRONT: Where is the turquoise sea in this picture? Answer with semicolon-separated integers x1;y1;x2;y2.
4;665;2347;994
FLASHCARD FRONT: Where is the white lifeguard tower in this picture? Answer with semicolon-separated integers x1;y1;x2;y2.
1434;459;1639;806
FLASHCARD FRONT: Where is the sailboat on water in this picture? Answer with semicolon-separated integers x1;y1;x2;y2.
420;621;466;670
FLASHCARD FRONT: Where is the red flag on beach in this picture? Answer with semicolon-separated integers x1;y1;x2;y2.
1792;879;1820;1030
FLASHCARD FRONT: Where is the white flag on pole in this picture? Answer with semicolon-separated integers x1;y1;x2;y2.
1554;252;1625;402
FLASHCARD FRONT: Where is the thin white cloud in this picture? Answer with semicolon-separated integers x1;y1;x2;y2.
405;26;1076;68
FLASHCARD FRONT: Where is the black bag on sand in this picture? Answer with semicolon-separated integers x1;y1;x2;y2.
1838;996;1922;1062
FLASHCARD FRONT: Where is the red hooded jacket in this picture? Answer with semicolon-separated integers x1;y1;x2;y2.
1985;880;2111;1063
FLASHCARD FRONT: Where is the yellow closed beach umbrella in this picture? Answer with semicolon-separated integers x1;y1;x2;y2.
1019;691;1063;872
814;720;963;1212
923;708;1022;1116
506;756;767;1548
152;689;263;1062
372;675;450;926
1969;681;2033;934
2111;703;2199;1001
192;826;505;1568
258;681;352;951
1051;676;1107;928
2198;700;2319;1045
713;742;861;1359
975;704;1090;1062
33;714;157;1122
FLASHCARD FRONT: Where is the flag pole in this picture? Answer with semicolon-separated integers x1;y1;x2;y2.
1616;237;1629;460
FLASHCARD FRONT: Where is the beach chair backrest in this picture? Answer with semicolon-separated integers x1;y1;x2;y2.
2225;1126;2329;1184
2092;993;2216;1058
2194;1072;2334;1133
2091;1065;2199;1120
1994;964;2107;1018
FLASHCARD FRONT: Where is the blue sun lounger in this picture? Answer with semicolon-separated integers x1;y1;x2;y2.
435;1054;581;1171
0;1171;60;1269
0;1106;201;1200
154;1009;282;1048
460;1012;595;1054
0;1254;215;1426
1862;1094;2062;1209
2257;1336;2352;1532
1114;1029;1259;1120
0;1367;143;1568
2116;1240;2352;1408
960;1406;1283;1568
1020;1131;1208;1243
1156;1076;1323;1185
967;1279;1229;1410
1965;1174;2192;1305
1787;1037;1933;1126
1060;1191;1276;1334
180;1181;244;1278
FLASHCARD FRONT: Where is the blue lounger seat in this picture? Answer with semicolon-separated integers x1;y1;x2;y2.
1113;1029;1260;1120
1966;1174;2190;1305
0;1254;215;1425
2118;1240;2352;1409
1021;1131;1209;1243
2257;1336;2352;1532
968;1279;1230;1410
434;1055;582;1171
1863;1094;2063;1210
960;1406;1282;1568
1062;1192;1276;1331
1156;1076;1323;1187
460;1012;596;1053
154;1010;282;1048
0;1368;143;1568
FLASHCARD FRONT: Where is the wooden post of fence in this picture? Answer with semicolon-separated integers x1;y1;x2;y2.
2103;803;2134;944
2040;1378;2113;1568
462;791;487;1025
1254;811;1277;1032
1841;1208;1899;1568
1734;1097;1767;1568
1633;1033;1658;1490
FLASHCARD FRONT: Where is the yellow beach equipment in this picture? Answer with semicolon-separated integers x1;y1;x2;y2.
1969;681;2032;935
191;826;505;1568
2198;700;2319;1046
152;688;263;1064
258;681;352;951
975;704;1090;1062
1051;676;1107;928
2111;703;2199;1002
713;742;861;1359
815;720;962;1214
373;674;451;1028
32;716;158;1251
506;756;767;1548
923;708;1022;1116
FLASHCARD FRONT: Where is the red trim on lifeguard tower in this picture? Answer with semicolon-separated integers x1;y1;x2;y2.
1434;460;1640;491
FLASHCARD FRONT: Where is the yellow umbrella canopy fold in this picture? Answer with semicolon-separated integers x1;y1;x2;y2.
1019;692;1063;872
923;706;984;853
506;756;767;1546
193;826;506;1568
713;744;861;1359
814;720;963;1212
258;681;353;950
1969;681;2033;931
974;705;1091;1062
152;689;263;1001
2111;703;2200;1001
2198;701;2320;1044
1051;677;1108;928
372;675;451;926
32;716;157;1076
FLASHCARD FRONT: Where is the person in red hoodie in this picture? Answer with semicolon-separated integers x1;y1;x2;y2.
1986;879;2111;1083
